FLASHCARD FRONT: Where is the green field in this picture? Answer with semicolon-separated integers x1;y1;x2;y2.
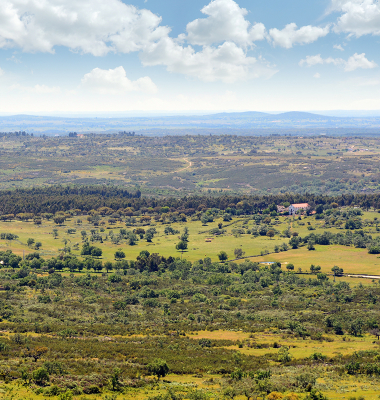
1;211;380;278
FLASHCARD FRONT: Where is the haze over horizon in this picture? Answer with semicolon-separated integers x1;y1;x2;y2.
0;0;380;113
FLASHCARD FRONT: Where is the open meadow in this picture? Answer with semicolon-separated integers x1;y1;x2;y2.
1;210;380;276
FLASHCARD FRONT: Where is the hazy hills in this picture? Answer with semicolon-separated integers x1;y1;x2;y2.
0;111;380;135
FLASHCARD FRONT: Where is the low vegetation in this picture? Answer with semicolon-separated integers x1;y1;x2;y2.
0;187;379;398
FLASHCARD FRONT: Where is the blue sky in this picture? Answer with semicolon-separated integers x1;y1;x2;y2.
0;0;379;114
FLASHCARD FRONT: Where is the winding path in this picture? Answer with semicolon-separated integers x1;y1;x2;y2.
175;158;193;173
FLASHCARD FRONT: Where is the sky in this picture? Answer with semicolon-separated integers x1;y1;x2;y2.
0;0;380;114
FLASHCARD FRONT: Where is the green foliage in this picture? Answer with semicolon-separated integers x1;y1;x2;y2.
147;358;169;379
32;367;49;385
278;347;292;363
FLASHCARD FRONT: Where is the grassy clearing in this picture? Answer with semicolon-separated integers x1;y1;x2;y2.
1;214;380;278
189;331;380;359
254;245;380;276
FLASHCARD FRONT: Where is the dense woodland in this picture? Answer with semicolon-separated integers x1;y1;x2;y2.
0;185;379;215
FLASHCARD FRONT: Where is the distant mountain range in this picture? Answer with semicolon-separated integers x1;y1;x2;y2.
1;111;380;135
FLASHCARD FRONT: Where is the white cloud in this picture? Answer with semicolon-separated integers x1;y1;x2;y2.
269;23;330;48
184;0;266;46
314;73;321;78
140;39;276;83
333;44;344;51
0;0;277;83
331;0;380;37
299;54;325;67
345;52;378;71
81;67;157;94
0;68;4;76
10;83;60;93
0;0;169;56
299;52;377;71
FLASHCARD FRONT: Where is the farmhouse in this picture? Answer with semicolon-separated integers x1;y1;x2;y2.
289;203;309;215
277;205;288;213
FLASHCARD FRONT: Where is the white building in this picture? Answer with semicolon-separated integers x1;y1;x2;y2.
289;203;309;215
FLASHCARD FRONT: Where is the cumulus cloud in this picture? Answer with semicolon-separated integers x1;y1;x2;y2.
184;0;266;46
269;23;330;48
331;0;380;37
0;0;280;83
314;73;321;78
345;52;378;71
81;67;157;94
10;83;60;93
0;0;169;55
140;39;276;83
299;52;377;71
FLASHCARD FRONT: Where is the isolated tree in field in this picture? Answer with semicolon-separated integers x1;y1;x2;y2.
27;238;35;247
114;250;125;260
266;230;275;239
35;242;42;250
147;358;169;380
218;251;228;262
234;248;245;259
286;263;294;271
52;229;58;239
307;240;315;251
331;265;344;278
176;241;188;252
91;247;102;257
310;264;321;274
53;216;65;225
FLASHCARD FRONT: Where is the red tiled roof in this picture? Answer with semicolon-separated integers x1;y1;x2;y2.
291;203;309;208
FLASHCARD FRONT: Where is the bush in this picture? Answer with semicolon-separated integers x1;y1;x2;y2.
32;367;49;385
147;358;169;379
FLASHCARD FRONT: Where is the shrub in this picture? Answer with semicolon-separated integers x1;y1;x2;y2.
147;358;169;379
32;367;49;385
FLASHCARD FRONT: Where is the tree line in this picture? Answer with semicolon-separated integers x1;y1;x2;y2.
0;185;380;216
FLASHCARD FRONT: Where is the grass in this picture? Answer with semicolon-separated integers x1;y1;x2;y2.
254;245;380;276
189;331;380;359
1;215;380;279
